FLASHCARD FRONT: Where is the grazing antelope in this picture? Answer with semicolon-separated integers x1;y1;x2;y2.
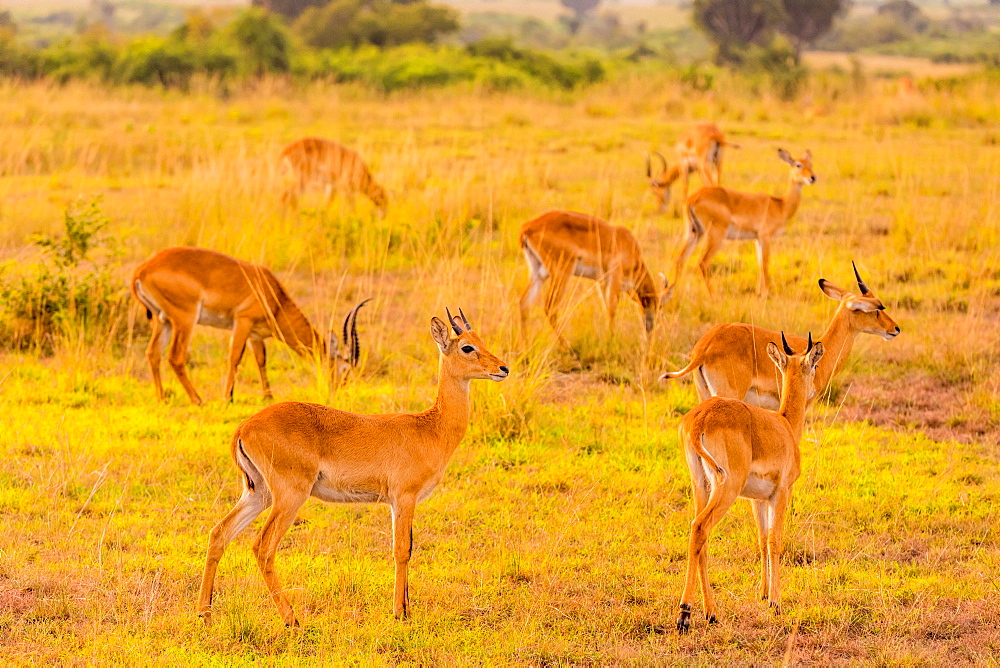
519;210;668;346
670;148;816;297
675;332;824;632
197;309;509;625
131;247;369;405
661;263;899;409
280;137;388;215
646;123;735;215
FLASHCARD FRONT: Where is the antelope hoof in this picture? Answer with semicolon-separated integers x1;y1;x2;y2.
707;614;719;625
199;610;212;626
769;601;782;616
676;603;692;633
284;616;300;628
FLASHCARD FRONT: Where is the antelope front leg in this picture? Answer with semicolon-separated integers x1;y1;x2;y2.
755;237;772;296
391;496;416;619
249;339;272;399
225;318;254;401
766;488;791;615
751;499;771;600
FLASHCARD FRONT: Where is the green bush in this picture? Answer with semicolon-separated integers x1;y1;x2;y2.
295;0;459;50
0;198;126;353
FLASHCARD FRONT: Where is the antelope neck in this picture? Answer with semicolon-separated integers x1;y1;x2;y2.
815;307;857;390
777;371;809;441
424;356;472;462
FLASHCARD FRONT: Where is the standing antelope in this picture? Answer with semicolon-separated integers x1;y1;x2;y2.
198;309;509;625
675;332;824;632
646;122;735;215
280;137;388;215
661;263;899;408
131;247;369;405
670;148;816;297
519;210;668;347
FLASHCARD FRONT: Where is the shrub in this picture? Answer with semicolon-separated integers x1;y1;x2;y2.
0;198;126;353
295;0;459;50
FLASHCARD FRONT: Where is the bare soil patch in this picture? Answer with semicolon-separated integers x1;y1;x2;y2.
837;373;999;445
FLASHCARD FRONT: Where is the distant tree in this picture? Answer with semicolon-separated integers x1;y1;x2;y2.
0;10;16;39
252;0;326;21
560;0;600;35
692;0;786;63
780;0;848;55
877;0;929;32
295;0;458;49
227;8;291;75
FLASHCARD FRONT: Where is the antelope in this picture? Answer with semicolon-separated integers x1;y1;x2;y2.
197;309;509;625
131;247;369;405
646;122;735;215
280;137;388;215
519;210;668;347
661;263;899;409
675;332;824;632
669;148;816;297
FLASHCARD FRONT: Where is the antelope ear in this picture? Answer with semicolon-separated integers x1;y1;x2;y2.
846;298;880;313
803;149;812;161
777;148;794;165
430;317;453;353
807;342;825;369
818;279;845;301
767;341;787;371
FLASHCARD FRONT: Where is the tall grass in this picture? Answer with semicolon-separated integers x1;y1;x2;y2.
0;68;998;662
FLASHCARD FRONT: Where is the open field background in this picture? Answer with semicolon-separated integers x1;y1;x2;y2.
1;68;1000;663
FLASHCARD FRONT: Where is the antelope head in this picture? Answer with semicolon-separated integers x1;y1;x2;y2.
818;262;900;340
777;148;816;186
767;331;825;400
328;298;371;382
431;307;509;382
645;151;675;210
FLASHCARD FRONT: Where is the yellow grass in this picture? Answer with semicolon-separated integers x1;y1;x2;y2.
1;69;999;662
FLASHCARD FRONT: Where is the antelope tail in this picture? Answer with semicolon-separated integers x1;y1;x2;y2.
694;433;726;484
660;357;701;381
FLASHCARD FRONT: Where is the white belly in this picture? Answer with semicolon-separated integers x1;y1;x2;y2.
311;479;385;504
196;303;234;330
573;261;601;280
740;474;776;500
725;225;758;241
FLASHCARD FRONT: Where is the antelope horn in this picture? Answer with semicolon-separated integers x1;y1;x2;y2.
806;331;813;353
458;307;472;331
648;151;668;185
349;298;371;366
852;260;871;295
445;307;463;336
781;331;795;356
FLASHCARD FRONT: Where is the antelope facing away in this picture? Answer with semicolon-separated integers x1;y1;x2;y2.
197;309;509;625
280;137;388;215
519;210;668;347
675;332;824;632
131;247;369;405
646;122;735;215
670;148;816;297
661;263;899;409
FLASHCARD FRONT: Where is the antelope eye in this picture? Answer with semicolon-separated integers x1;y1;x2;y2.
461;345;475;353
795;162;803;168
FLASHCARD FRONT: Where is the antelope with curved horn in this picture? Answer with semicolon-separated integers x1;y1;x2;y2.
669;148;816;297
646;122;736;215
675;332;824;632
518;210;668;347
661;263;899;408
280;137;388;215
131;247;369;404
198;308;509;625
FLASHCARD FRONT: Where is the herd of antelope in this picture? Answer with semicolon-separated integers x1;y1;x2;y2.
125;126;900;632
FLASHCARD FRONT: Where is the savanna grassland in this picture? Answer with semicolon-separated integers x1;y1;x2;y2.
1;68;1000;664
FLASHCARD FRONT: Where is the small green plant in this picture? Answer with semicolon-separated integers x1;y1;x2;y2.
0;197;125;353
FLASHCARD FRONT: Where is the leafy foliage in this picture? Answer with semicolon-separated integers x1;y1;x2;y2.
295;0;459;49
0;198;125;352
